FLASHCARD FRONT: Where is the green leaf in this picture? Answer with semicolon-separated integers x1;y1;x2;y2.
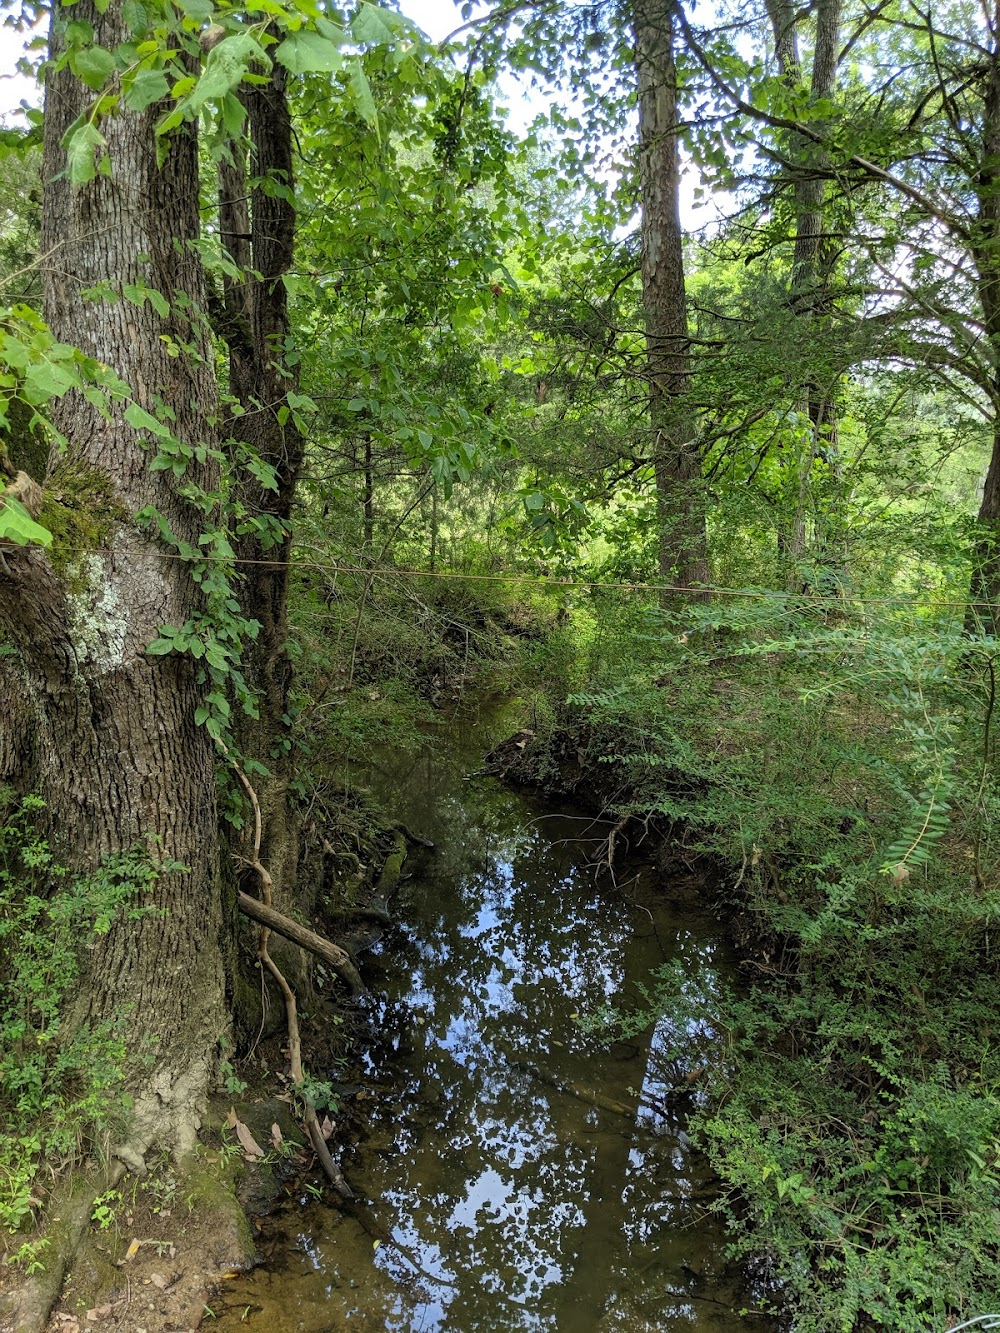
348;59;379;136
70;46;117;91
65;20;95;46
124;68;169;113
122;0;148;34
220;91;245;138
0;497;52;548
351;3;397;45
175;0;213;19
187;33;270;112
274;29;343;75
124;401;171;438
63;121;106;187
23;359;78;400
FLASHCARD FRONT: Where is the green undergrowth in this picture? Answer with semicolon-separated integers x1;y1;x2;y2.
0;793;167;1256
546;593;1000;1331
291;554;557;768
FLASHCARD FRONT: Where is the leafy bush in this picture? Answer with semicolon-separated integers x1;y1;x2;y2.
559;595;1000;1329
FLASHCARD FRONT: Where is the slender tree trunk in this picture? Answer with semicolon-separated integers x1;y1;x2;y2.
970;19;1000;625
218;60;304;904
362;435;375;553
633;0;709;596
0;0;229;1165
767;0;843;575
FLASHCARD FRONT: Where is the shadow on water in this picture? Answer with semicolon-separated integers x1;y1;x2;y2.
215;702;776;1332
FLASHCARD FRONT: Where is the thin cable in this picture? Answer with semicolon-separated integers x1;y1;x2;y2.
135;548;995;613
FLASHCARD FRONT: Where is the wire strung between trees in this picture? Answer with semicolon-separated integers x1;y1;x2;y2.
138;548;999;615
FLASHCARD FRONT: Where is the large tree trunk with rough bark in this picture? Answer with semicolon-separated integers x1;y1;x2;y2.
217;60;304;907
0;0;229;1166
632;0;709;596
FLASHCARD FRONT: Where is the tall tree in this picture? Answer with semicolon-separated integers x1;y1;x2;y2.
0;0;228;1163
218;55;303;905
632;0;709;591
765;0;843;565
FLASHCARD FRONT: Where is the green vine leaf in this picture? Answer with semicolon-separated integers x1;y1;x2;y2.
274;30;343;76
69;46;116;91
124;401;171;438
63;122;107;187
0;497;52;548
124;69;171;113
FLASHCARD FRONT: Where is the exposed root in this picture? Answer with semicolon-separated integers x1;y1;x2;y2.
388;820;435;849
221;743;354;1199
373;830;408;901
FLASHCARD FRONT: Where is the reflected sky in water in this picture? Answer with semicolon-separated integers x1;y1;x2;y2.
216;719;774;1332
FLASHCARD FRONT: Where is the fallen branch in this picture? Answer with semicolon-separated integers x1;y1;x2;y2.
322;904;393;925
236;891;365;995
389;820;435;849
511;1056;636;1119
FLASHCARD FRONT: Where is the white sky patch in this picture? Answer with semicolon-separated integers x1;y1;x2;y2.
0;19;42;121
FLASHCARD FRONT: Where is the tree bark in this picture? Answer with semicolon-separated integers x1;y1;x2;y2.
632;0;709;596
0;0;229;1165
218;60;304;904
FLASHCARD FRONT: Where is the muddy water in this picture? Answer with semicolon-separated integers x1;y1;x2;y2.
215;712;773;1332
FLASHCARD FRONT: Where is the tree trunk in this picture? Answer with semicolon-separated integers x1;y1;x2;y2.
0;0;229;1165
970;17;1000;625
633;0;709;596
218;60;304;905
362;435;375;553
767;0;843;575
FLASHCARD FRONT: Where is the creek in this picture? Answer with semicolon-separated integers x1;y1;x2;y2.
215;705;773;1332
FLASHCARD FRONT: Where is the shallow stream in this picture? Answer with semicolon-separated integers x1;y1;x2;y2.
216;708;773;1331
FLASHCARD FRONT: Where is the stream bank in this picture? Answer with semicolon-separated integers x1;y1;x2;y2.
210;701;777;1331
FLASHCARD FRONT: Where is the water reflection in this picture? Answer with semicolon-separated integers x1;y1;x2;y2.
216;718;772;1331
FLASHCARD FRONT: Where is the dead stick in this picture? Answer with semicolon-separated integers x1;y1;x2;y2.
237;891;365;995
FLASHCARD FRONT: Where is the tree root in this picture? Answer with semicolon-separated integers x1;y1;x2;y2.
1;1163;124;1333
236;891;365;995
374;830;408;899
221;745;354;1199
